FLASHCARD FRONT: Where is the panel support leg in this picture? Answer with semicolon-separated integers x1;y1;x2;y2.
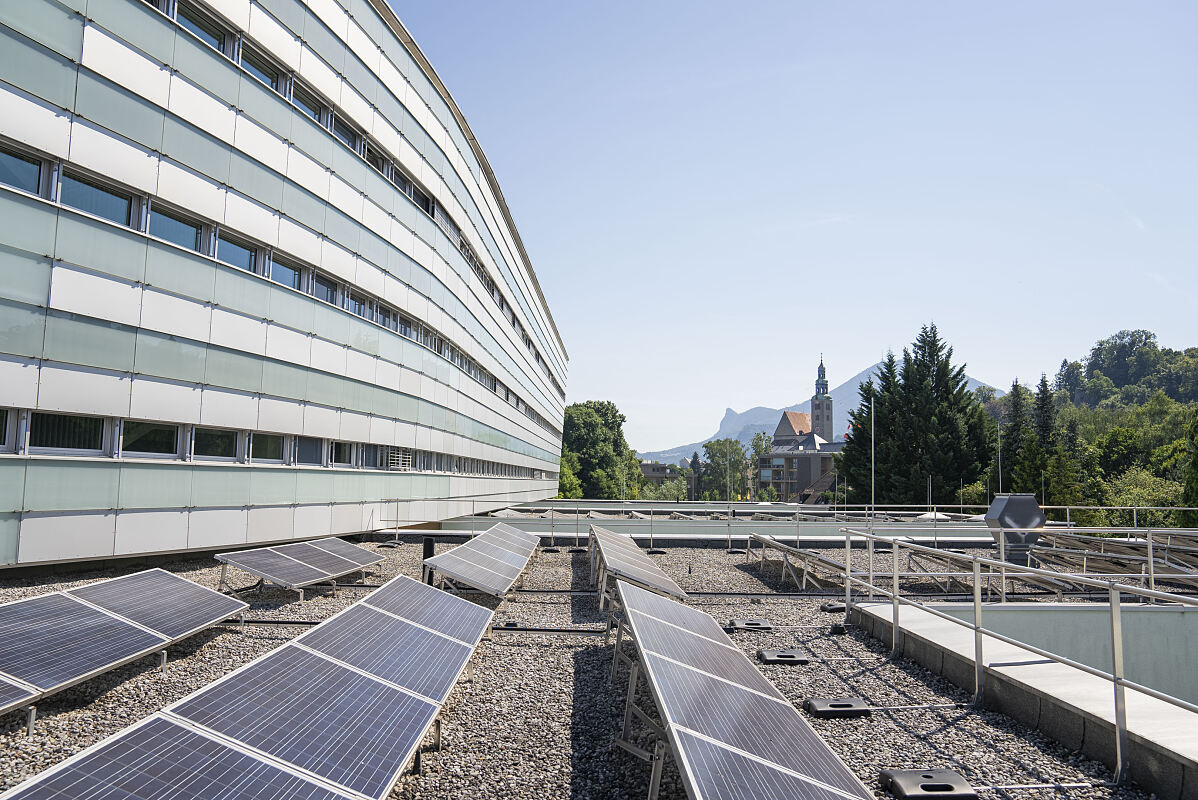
647;739;666;800
610;620;624;681
25;705;36;737
159;649;168;674
621;661;641;739
434;717;442;751
218;563;229;594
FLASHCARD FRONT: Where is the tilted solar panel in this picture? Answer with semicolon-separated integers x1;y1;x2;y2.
614;580;873;800
312;537;386;568
363;576;494;645
1;715;347;800
0;679;35;712
423;523;537;596
297;605;471;703
173;644;437;799
68;569;247;640
215;538;382;594
0;594;166;691
591;526;687;600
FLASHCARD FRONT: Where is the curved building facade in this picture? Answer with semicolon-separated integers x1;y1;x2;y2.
0;0;567;566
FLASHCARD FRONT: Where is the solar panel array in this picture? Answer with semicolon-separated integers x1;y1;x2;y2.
615;580;873;800
592;525;687;600
2;576;493;800
0;569;248;719
423;522;540;597
216;537;384;592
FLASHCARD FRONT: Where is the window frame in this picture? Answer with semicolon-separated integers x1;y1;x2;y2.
59;169;137;228
240;45;282;93
147;201;205;252
0;143;44;196
176;0;235;59
120;420;182;460
215;231;259;274
248;432;286;464
191;426;241;462
27;412;108;456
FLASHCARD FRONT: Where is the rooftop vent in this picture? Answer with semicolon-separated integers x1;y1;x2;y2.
984;493;1045;566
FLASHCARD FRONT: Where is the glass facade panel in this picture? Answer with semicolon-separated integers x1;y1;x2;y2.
194;427;237;458
216;235;255;272
250;433;283;461
241;48;279;91
0;146;40;193
60;172;132;226
295;436;322;465
149;207;202;250
177;1;224;52
123;421;178;455
271;259;302;290
30;413;103;450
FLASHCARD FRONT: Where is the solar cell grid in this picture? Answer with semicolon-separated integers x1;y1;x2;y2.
482;528;538;554
363;576;493;644
0;678;35;713
0;594;166;690
491;522;540;545
271;542;360;576
217;549;329;587
673;728;870;800
1;715;349;800
617;582;728;645
644;653;866;792
594;534;686;599
464;538;530;568
312;537;384;567
298;605;470;702
626;610;776;696
68;569;247;640
173;644;436;799
424;523;536;596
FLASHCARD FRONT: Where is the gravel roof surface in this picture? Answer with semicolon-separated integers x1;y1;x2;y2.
0;538;1158;800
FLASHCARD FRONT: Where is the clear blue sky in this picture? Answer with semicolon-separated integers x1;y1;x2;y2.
392;1;1198;453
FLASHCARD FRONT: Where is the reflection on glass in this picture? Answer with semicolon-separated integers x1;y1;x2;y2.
0;147;40;193
60;172;132;226
123;421;178;455
149;208;202;250
194;428;237;458
217;236;256;272
250;433;283;460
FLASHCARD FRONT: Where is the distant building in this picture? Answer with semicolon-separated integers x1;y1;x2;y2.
758;364;843;501
811;358;833;440
640;461;681;487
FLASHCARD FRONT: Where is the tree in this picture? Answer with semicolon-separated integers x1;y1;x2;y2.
998;380;1031;493
1097;427;1139;477
1086;330;1161;389
1182;412;1198;527
1104;467;1183;527
750;432;772;464
757;485;779;502
557;451;582;499
689;451;702;501
837;325;992;505
561;400;639;499
1033;374;1056;448
1055;360;1085;403
702;438;749;501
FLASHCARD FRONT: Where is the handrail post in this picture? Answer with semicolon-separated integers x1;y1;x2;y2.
843;529;852;622
868;538;875;601
1146;530;1155;596
1110;585;1128;783
973;559;984;705
891;541;900;656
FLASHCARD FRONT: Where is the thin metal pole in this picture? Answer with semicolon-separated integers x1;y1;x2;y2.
997;422;1003;494
868;538;875;601
891;542;900;656
648;739;666;800
1109;585;1128;783
1146;530;1155;595
973;559;984;705
843;529;852;622
870;397;875;514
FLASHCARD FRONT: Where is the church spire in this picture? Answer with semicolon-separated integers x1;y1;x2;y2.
815;356;828;396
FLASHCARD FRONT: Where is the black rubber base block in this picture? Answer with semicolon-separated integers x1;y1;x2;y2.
541;548;561;554
819;601;846;613
758;649;810;665
802;697;871;719
879;769;976;800
729;618;773;631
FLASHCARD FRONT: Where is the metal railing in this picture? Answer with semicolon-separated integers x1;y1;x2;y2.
837;527;1198;783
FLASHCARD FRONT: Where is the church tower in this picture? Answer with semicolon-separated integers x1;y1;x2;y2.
811;358;833;440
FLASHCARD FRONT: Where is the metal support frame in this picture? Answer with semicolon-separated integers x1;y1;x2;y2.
24;705;36;737
159;650;168;674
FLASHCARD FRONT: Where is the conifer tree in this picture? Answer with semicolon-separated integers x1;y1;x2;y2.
1182;412;1198;527
1033;374;1056;448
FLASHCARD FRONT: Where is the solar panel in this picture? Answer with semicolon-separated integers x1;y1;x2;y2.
1;715;348;800
363;576;494;645
0;678;35;711
591;526;687;600
68;569;247;640
312;537;385;567
615;580;872;800
673;728;866;800
215;538;381;596
423;523;537;597
0;593;166;691
297;605;471;702
174;644;437;799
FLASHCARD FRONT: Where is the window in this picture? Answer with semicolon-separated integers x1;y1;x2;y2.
217;234;256;272
0;146;40;193
122;421;178;456
194;427;237;458
292;85;324;122
345;292;368;318
411;186;433;215
60;172;132;226
250;433;284;461
295;436;322;465
331;116;358;150
0;409;8;450
329;441;352;465
271;259;303;290
177;0;227;54
29;412;104;451
388;170;411;195
365;145;388;175
313;274;337;304
241;47;280;92
149;206;202;251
